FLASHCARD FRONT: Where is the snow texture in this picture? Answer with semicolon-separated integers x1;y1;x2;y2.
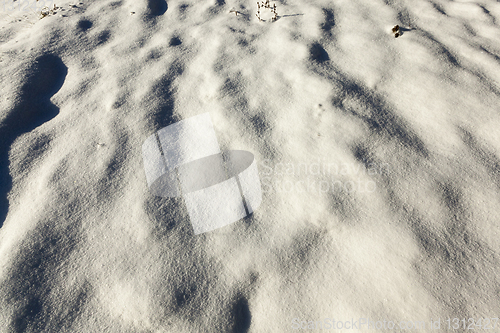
1;0;500;331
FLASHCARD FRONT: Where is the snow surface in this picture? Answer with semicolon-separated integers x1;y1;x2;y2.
1;0;500;331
